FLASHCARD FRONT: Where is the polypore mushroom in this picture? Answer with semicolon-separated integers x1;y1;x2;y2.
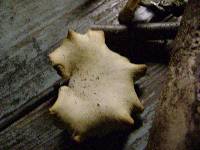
49;29;146;142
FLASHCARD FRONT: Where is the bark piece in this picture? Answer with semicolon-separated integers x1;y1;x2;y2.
48;30;146;142
147;0;200;149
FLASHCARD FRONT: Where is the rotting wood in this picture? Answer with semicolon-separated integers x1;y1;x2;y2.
147;0;200;149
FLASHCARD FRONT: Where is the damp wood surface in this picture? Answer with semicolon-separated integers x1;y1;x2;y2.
0;0;168;149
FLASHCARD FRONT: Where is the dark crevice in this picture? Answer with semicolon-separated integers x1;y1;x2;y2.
0;79;67;132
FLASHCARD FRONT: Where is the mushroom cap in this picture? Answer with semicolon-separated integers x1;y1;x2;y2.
49;30;146;142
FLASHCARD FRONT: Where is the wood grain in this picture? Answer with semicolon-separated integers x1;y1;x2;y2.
147;1;200;149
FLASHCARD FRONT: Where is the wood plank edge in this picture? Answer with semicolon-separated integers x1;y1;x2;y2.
0;79;66;131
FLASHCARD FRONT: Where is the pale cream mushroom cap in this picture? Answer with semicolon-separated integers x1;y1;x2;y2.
49;29;146;142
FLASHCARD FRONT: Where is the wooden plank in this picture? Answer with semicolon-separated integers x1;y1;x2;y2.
0;0;87;126
0;64;168;150
0;0;127;128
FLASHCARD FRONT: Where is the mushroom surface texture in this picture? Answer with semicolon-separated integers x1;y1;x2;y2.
49;29;147;142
